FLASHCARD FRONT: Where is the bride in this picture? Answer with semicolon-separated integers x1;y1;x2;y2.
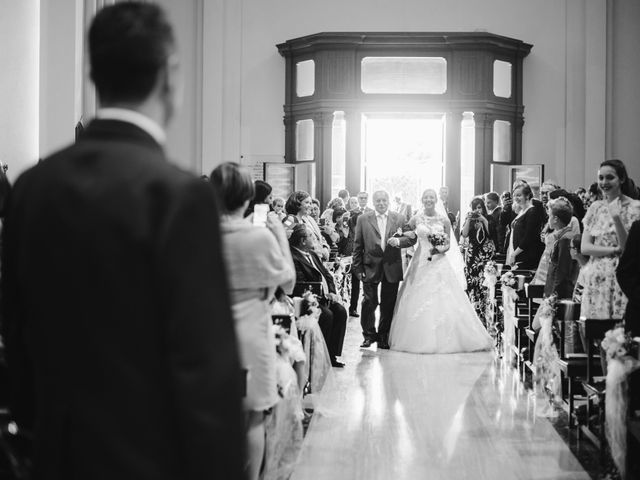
389;189;493;354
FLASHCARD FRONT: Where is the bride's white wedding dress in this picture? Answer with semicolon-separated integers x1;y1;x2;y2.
389;213;493;354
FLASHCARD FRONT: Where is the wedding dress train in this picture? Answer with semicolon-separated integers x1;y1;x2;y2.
389;213;493;354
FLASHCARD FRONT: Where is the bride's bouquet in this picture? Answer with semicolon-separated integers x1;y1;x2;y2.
426;231;447;260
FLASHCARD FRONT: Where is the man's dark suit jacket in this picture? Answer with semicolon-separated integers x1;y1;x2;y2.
509;205;545;270
352;210;416;284
488;207;504;253
617;220;640;336
1;119;245;480
291;248;337;295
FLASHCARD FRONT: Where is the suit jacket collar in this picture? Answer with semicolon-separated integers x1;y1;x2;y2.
79;119;165;155
366;210;396;238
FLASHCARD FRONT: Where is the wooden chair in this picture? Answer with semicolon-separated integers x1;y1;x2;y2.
576;317;619;447
522;283;545;381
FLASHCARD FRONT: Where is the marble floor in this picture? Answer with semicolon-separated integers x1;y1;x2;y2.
291;317;591;480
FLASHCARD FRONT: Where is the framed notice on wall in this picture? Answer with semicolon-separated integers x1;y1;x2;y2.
509;164;544;198
264;163;295;199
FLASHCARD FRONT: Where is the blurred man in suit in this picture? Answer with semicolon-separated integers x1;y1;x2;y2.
1;3;245;479
484;192;504;254
289;225;347;367
393;193;412;223
353;191;416;349
347;191;372;317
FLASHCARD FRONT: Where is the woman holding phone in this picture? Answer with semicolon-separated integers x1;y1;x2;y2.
210;163;295;480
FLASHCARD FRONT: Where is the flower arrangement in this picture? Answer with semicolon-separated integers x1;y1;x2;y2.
536;294;558;319
296;291;322;332
427;231;447;247
500;271;516;288
602;324;640;360
484;261;498;277
274;325;306;364
602;324;640;478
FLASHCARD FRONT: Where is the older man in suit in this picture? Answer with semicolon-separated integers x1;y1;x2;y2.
289;225;347;367
1;3;244;479
353;190;416;349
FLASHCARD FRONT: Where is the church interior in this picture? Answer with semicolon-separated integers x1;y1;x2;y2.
1;1;640;479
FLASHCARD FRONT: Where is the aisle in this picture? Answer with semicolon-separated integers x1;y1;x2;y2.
291;317;590;480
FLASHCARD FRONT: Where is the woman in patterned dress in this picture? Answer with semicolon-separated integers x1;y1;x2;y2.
580;159;640;319
461;197;496;325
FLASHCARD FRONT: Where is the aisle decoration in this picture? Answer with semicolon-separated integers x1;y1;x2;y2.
295;291;332;394
482;261;499;340
532;294;562;416
500;271;518;360
602;326;640;479
263;324;306;480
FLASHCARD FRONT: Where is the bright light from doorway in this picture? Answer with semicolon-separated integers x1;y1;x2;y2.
363;115;444;210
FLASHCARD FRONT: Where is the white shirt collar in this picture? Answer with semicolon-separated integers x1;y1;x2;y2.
96;108;166;146
376;211;388;217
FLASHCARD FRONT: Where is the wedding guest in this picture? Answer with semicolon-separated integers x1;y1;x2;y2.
245;179;273;217
439;186;458;233
617;219;640;336
1;3;245;478
506;183;546;270
543;197;580;299
461;196;496;323
570;233;589;304
284;191;329;260
540;180;560;208
393;193;413;223
586;182;602;208
338;188;350;204
484;192;504;254
575;186;587;207
321;197;345;226
533;192;581;286
347;191;371;317
289;224;347;367
333;207;351;256
347;196;360;212
211;162;295;480
549;189;585;225
356;191;371;213
272;196;286;220
309;198;321;223
580;159;640;319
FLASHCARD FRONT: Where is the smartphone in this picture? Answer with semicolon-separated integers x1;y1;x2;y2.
253;204;269;227
319;218;326;227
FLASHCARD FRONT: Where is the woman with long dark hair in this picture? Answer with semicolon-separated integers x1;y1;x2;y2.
461;196;495;323
580;159;640;319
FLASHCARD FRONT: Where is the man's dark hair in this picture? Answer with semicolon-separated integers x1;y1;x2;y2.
89;2;175;104
289;224;308;247
338;189;350;200
485;192;500;204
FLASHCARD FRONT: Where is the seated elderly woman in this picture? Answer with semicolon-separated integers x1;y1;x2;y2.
288;224;347;368
210;162;295;480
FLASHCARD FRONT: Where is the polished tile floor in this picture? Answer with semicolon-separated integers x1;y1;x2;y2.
291;317;591;480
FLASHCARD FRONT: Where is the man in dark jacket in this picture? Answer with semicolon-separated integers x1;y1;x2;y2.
1;4;245;479
289;224;347;367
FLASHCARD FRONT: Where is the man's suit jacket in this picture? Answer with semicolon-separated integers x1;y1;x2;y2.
617;220;640;336
489;207;504;253
0;119;245;480
291;248;337;295
352;210;416;283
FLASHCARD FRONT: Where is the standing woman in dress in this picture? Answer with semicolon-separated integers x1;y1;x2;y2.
461;196;496;324
210;163;295;480
506;183;545;270
580;159;640;319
